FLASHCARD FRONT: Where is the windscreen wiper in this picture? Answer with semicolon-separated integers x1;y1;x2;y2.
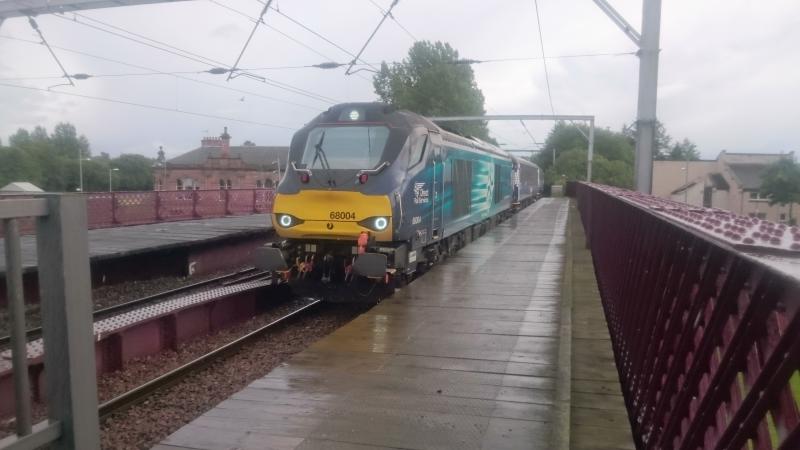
312;132;332;171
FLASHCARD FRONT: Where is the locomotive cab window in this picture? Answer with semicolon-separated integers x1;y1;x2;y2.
409;134;428;168
301;126;389;170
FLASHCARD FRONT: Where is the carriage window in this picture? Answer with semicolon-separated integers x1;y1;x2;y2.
409;135;428;167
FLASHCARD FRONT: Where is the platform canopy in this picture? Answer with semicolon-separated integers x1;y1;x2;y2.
0;0;189;20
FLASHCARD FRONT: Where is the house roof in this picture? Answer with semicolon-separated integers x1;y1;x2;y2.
670;172;730;195
671;180;699;195
709;173;730;190
1;182;44;192
168;146;289;169
727;163;769;191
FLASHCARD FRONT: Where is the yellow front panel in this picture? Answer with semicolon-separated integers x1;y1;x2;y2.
272;190;393;241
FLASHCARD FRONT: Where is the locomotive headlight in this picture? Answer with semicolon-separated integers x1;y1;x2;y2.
358;216;390;232
276;213;303;228
374;217;388;230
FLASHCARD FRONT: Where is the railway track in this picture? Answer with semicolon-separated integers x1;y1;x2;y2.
98;296;323;418
0;267;265;348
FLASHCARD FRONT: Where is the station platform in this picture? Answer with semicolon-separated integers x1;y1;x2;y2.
156;198;633;450
0;214;270;274
0;215;272;302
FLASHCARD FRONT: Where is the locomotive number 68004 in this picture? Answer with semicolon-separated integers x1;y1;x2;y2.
329;211;356;220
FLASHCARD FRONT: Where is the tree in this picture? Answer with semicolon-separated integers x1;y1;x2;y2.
533;122;634;188
667;138;700;161
1;123;155;192
760;158;800;224
374;41;493;141
622;121;701;161
113;154;155;191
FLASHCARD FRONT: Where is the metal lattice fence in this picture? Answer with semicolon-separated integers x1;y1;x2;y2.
575;182;799;450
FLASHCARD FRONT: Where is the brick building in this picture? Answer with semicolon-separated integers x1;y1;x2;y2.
652;151;798;223
154;128;289;191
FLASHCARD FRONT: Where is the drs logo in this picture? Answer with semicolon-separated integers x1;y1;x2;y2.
330;211;356;220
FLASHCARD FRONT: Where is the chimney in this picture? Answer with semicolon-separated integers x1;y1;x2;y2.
221;126;231;158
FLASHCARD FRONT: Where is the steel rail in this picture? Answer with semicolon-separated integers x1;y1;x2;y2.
98;297;323;418
0;267;260;347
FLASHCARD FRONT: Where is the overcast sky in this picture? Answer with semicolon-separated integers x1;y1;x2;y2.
0;0;798;160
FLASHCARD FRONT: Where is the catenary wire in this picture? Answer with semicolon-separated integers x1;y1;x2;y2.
208;0;371;82
519;120;543;147
226;0;273;81
366;0;417;41
345;0;400;75
209;0;334;63
257;0;380;73
26;16;74;88
533;0;555;115
0;34;322;111
53;12;339;104
0;81;299;130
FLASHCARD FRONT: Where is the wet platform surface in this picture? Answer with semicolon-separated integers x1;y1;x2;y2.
157;198;572;450
0;214;270;273
567;203;635;450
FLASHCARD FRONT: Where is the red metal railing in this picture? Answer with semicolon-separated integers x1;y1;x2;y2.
575;182;799;450
0;189;275;234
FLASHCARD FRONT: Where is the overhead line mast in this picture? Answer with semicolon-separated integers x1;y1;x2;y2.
591;0;662;193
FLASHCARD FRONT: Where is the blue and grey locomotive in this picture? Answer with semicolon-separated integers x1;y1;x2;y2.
256;102;541;293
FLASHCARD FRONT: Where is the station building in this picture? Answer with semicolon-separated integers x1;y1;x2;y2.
154;128;289;191
652;150;798;223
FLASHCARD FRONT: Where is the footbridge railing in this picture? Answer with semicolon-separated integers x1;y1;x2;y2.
0;194;99;449
575;182;799;450
0;188;275;236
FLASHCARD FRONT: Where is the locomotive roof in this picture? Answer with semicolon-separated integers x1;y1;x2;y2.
313;103;512;159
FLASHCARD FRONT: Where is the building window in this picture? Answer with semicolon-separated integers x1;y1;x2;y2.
702;187;713;208
256;180;263;188
749;192;768;201
757;212;767;219
177;179;183;190
226;179;232;189
780;213;787;223
219;179;226;190
265;179;274;188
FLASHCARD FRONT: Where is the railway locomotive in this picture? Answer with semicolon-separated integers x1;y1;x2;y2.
256;102;541;297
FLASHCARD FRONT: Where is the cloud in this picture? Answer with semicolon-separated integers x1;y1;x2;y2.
0;0;796;160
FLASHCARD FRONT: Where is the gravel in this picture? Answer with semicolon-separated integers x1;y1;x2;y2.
99;301;368;450
0;295;370;449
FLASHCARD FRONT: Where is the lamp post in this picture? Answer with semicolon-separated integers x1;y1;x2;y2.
109;168;119;192
77;157;90;192
78;153;84;192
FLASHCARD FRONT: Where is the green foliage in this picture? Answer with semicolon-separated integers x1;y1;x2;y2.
760;158;800;223
373;41;493;141
0;123;155;192
622;120;698;161
533;122;634;188
667;138;700;161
